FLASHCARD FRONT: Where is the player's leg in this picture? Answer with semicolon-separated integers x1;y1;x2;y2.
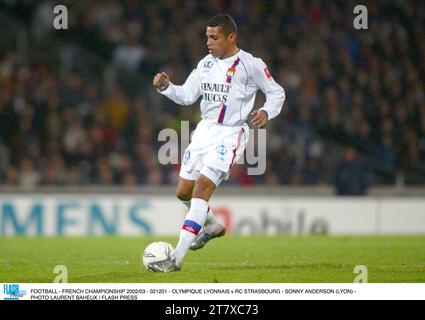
189;204;225;250
188;166;226;251
173;173;218;268
149;122;244;272
189;126;249;252
148;179;198;272
177;176;223;238
176;177;194;207
149;173;218;272
149;161;222;272
147;178;195;272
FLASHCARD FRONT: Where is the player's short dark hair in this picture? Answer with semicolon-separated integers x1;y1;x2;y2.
207;14;237;35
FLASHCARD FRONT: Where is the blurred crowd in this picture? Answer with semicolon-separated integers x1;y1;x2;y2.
0;0;424;191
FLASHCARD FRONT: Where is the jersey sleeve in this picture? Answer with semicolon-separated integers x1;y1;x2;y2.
158;63;202;106
251;58;285;120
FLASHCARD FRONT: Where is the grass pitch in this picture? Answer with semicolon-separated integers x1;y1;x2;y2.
0;236;424;283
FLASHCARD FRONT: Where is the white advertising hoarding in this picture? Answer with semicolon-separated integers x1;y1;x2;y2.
0;195;424;236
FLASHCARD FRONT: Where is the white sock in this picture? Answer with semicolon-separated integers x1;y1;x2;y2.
174;198;208;267
180;199;222;234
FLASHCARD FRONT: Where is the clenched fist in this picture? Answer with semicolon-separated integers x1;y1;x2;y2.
153;72;170;91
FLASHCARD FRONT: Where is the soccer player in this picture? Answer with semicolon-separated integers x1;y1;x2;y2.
151;14;285;272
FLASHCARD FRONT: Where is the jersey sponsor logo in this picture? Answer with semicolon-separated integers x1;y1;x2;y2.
201;82;230;103
264;67;273;80
216;145;228;156
201;82;231;93
203;92;228;102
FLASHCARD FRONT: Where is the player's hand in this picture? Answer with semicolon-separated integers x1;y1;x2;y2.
251;110;268;128
153;72;170;91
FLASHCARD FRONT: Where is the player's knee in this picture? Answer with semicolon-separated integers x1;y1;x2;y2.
193;176;215;198
176;187;192;201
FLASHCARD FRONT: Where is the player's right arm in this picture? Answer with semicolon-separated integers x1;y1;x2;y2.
153;66;201;106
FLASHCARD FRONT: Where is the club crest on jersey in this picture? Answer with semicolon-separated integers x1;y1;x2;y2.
225;57;240;83
216;145;228;156
226;67;236;78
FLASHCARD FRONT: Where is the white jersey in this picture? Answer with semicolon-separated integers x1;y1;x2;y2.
159;49;285;126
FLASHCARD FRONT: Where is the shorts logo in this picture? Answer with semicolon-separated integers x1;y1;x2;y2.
216;145;227;156
183;150;191;165
204;60;214;68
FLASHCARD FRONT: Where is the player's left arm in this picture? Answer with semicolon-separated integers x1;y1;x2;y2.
251;58;285;127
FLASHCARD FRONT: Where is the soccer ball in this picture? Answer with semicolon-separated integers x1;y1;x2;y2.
142;241;174;269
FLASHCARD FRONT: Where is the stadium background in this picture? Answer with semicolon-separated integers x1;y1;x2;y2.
0;1;425;282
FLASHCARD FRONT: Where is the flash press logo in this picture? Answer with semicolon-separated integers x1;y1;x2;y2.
3;284;27;300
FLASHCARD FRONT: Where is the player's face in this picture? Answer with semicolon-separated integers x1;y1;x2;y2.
206;26;235;58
